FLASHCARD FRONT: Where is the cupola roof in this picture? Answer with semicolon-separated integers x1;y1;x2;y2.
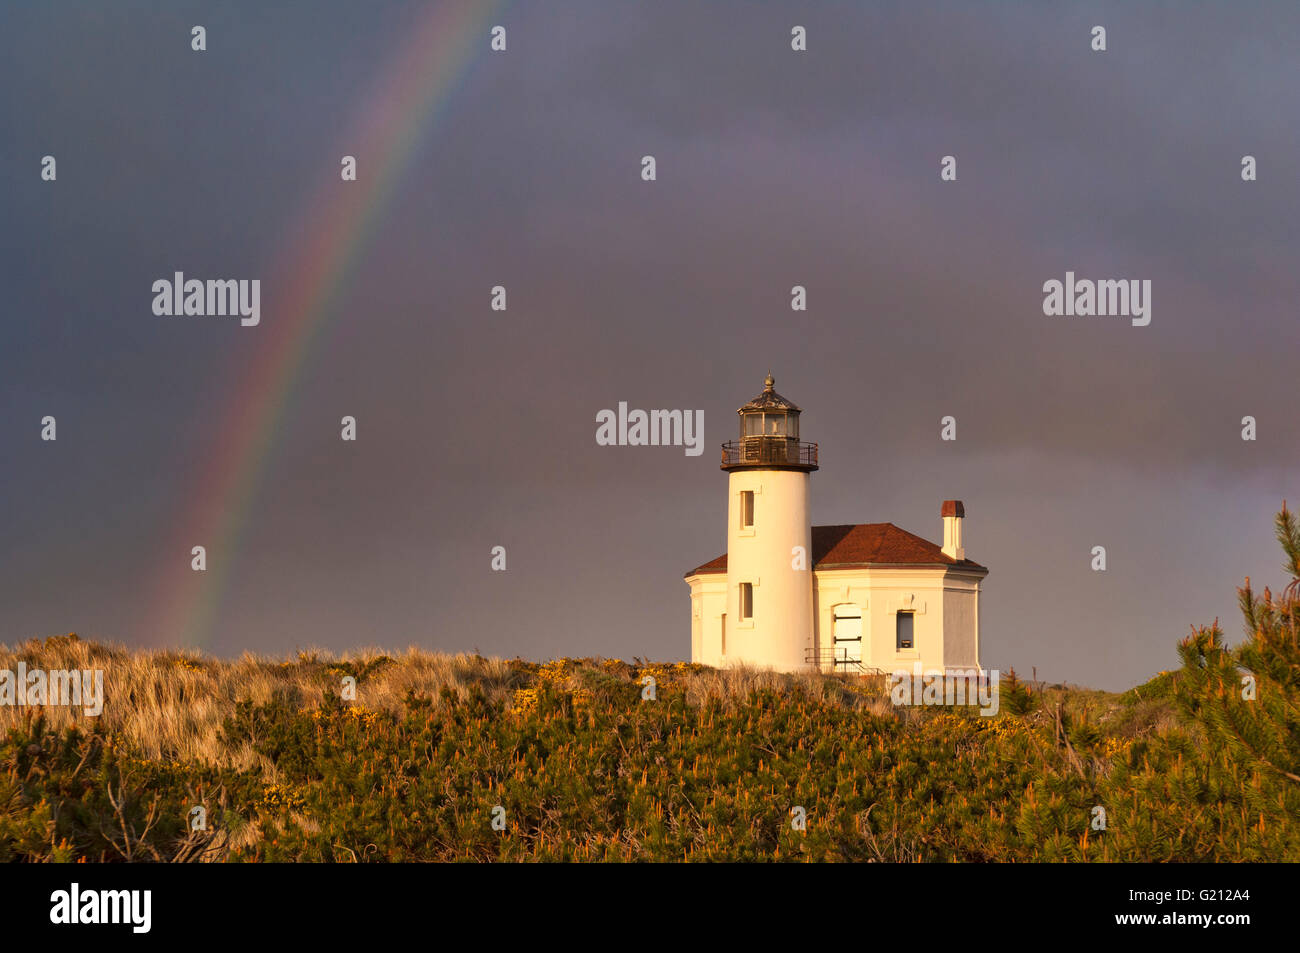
738;372;801;413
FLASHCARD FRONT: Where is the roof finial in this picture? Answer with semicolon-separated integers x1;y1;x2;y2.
764;370;775;391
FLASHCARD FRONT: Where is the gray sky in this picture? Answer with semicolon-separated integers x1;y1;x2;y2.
2;1;1296;690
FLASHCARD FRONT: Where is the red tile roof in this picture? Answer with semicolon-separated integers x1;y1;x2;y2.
684;523;987;577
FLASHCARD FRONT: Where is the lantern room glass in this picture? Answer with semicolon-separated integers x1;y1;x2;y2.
741;411;799;438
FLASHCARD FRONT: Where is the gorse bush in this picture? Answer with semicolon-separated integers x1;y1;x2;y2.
227;685;1055;861
2;506;1298;861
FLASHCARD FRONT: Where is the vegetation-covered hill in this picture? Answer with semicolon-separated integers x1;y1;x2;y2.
2;507;1297;862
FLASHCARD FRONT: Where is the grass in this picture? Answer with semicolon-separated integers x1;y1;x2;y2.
9;632;1281;862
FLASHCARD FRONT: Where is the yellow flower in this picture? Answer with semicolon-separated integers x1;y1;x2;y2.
510;687;540;715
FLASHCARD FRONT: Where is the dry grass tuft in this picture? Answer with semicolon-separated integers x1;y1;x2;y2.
0;634;522;769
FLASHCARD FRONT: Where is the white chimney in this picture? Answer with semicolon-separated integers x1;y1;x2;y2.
941;500;965;560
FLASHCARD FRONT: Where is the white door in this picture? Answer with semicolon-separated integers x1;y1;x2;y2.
832;606;863;667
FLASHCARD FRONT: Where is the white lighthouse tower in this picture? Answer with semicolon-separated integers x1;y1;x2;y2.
719;373;818;671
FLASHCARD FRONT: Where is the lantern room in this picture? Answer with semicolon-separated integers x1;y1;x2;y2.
721;373;818;472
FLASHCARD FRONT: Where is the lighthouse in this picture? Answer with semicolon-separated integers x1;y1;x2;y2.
717;373;818;671
685;373;988;675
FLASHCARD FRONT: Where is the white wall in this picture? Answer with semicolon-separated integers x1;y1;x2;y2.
687;575;727;666
813;567;983;674
724;469;813;671
688;510;985;675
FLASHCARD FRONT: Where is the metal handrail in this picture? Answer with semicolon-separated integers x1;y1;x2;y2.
805;646;865;672
721;438;818;468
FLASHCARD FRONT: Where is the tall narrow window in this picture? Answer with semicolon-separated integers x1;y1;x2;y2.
896;611;914;650
720;613;727;656
740;583;753;621
740;490;754;529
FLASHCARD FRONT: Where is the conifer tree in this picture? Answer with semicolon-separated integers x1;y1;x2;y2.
1174;504;1300;787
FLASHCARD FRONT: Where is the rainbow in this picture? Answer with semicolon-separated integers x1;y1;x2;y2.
149;0;505;649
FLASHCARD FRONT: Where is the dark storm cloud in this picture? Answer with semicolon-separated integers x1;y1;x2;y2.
1;1;1295;690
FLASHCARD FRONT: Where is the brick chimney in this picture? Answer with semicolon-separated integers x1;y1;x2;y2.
941;500;965;560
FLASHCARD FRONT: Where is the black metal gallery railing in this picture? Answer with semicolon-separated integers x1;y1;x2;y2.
721;438;818;468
